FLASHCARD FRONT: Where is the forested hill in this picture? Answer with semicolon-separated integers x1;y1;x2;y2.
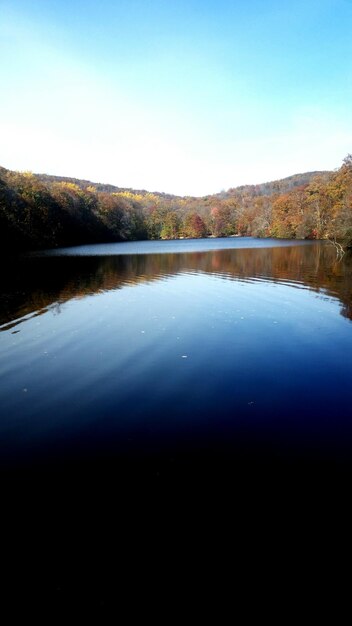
215;171;329;199
35;172;179;200
0;158;351;252
36;170;325;200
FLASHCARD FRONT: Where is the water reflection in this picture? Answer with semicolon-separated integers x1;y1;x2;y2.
1;242;352;329
3;240;352;603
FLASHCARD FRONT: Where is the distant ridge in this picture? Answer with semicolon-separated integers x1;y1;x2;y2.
34;172;179;200
34;170;329;200
214;171;330;199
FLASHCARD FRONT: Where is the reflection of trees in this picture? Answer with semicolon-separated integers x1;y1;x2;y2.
1;243;352;329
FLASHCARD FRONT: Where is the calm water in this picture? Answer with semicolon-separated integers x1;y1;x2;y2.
1;237;352;468
2;236;352;602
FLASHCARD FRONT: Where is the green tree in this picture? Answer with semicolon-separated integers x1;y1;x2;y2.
160;211;181;239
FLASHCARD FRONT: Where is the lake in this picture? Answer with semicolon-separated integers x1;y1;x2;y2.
2;236;352;465
1;237;352;602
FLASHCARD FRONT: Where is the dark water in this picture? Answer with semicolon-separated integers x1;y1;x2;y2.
1;237;352;605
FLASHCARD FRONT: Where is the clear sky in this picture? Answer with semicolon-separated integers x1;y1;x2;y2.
1;0;352;196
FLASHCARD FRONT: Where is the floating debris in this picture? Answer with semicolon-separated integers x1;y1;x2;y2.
181;355;188;359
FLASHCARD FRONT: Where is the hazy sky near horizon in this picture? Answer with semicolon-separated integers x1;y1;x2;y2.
1;0;352;196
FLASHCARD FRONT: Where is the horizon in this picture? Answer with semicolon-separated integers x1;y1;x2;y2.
1;0;351;195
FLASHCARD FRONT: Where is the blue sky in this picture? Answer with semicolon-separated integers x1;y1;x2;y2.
1;0;351;195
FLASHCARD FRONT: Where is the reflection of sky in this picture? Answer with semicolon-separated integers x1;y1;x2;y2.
43;237;315;256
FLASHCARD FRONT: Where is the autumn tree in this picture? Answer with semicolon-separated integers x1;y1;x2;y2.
160;211;181;239
210;203;237;237
183;212;207;238
271;193;302;238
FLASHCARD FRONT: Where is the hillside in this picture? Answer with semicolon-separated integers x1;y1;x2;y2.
215;171;330;199
35;172;179;200
35;170;326;201
0;159;351;252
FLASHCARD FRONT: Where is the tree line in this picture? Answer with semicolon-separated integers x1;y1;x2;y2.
1;155;351;251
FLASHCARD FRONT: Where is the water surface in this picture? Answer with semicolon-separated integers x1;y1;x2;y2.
3;236;352;601
1;237;352;470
